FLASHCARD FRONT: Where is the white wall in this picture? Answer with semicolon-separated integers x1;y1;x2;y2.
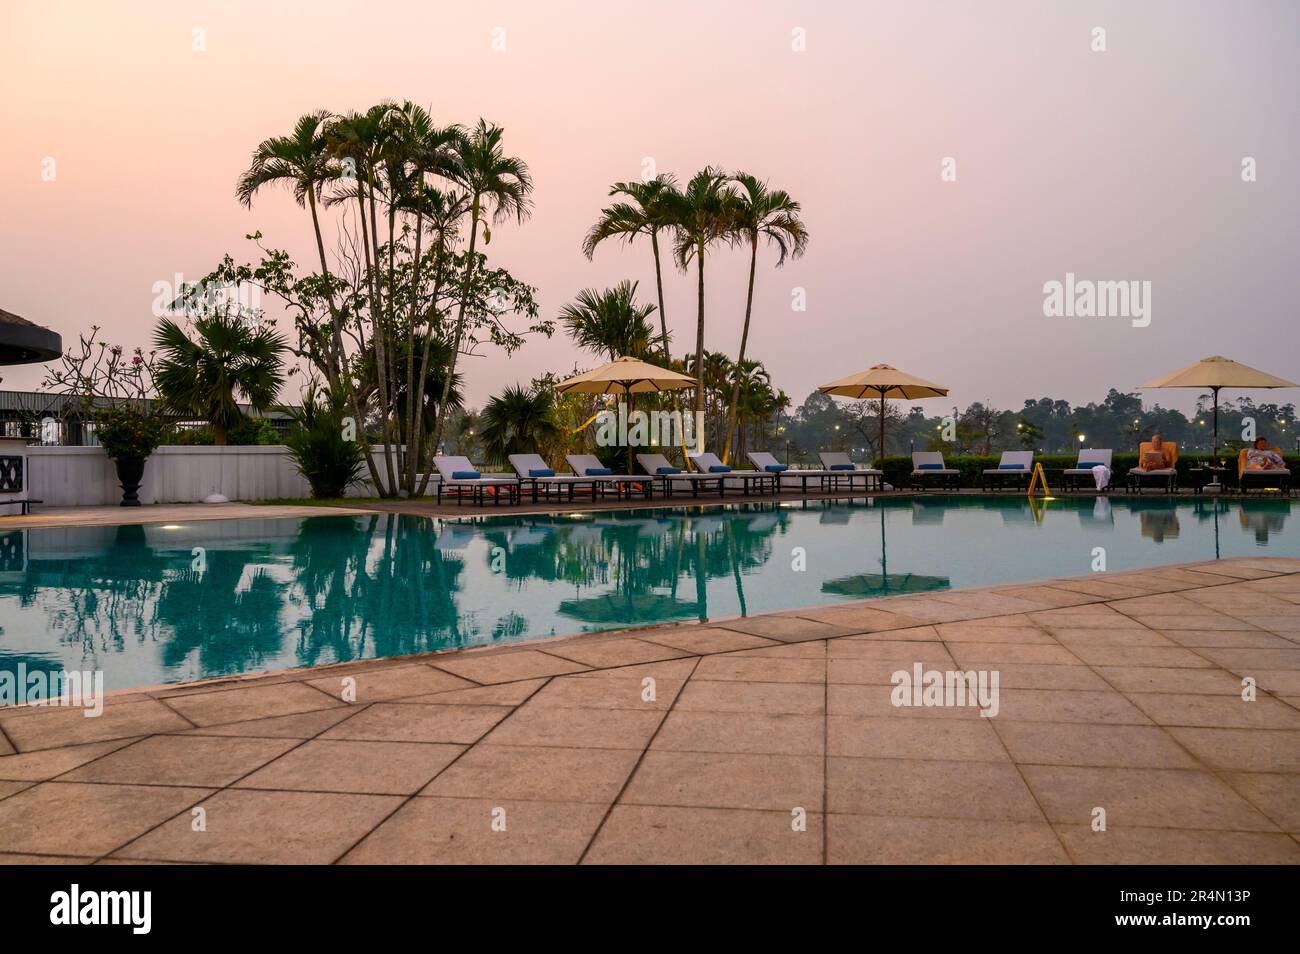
27;446;311;505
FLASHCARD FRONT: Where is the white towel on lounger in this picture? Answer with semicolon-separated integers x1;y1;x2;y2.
1092;465;1111;490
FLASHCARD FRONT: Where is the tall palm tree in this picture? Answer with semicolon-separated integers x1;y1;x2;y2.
670;168;736;418
478;384;559;462
721;173;808;461
582;175;680;359
235;111;344;387
430;120;533;454
153;315;287;445
559;281;658;361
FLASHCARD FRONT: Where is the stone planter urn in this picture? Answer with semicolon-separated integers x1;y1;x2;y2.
113;456;146;507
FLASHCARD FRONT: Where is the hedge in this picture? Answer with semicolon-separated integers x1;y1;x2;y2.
870;453;1300;489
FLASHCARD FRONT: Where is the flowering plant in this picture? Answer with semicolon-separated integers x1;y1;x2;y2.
92;403;170;460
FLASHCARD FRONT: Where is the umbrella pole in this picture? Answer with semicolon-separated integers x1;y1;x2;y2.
1211;386;1220;466
878;391;886;469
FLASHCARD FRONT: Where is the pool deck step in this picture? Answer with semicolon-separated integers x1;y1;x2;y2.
1;556;1299;864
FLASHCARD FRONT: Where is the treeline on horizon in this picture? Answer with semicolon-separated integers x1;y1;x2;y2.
775;387;1298;462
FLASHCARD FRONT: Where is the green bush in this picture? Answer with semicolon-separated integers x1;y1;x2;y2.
283;389;365;499
168;416;281;446
93;405;170;461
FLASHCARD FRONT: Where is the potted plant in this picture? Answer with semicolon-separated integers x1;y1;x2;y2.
93;403;170;505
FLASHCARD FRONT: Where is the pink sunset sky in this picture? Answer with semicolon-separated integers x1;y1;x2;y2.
2;0;1297;415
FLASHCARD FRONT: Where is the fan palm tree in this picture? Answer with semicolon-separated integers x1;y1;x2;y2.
430;120;533;454
582;175;680;358
478;384;559;462
153;315;288;445
559;281;658;361
235;111;345;387
721;173;808;461
670;168;736;417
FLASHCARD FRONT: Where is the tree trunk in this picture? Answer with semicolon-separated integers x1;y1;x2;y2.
651;230;670;359
722;238;758;463
431;195;481;456
693;242;705;420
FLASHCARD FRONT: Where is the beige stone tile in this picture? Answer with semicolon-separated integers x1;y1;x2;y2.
621;751;822;811
933;623;1055;644
542;638;692;669
1047;628;1177;648
583;805;822;864
1066;645;1213;669
1021;765;1279;831
828;815;1069;864
0;780;31;800
692;655;824;684
404;678;548;706
978;664;1112;691
163;682;341;727
642;627;777;654
236;739;463;795
838;625;942;643
483;703;663;749
1250;670;1300;694
785;604;925;633
992;585;1100;608
948;643;1083;667
1028;606;1140;628
828;658;942;686
1222;772;1300;831
306;664;475;702
717;616;856;643
1127;613;1262;632
1126;693;1300;730
727;641;828;659
993;689;1151;724
432;650;591;684
1094;666;1249;695
827;683;982;719
421;745;639;803
1055;825;1300;864
0;782;211;856
826;757;1043;820
651;710;823;756
0;700;191;751
569;658;699;681
525;675;682;710
321;703;511;744
342;797;605;864
1198;647;1300;671
177;706;357;739
113;789;401;864
828;639;956;660
1156;629;1297;649
672;680;824;715
61;735;298;787
1167;727;1300;773
0;734;12;757
0;738;142;781
994;722;1196;768
0;852;93;864
827;715;1006;761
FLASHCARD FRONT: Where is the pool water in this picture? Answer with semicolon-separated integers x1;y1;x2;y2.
0;495;1295;691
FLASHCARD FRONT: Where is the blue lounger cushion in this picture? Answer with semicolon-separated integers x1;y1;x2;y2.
1078;461;1105;469
528;468;555;477
918;463;944;470
656;466;682;474
765;464;788;473
452;470;481;480
585;467;612;476
709;465;732;473
830;463;855;471
998;464;1026;470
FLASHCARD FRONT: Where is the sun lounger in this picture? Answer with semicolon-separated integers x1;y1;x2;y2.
747;451;836;493
508;454;599;503
1063;449;1113;493
688;452;776;496
1126;441;1178;494
1238;446;1291;496
910;451;960;490
566;454;653;500
433;455;520;506
981;451;1034;491
818;452;885;492
636;453;724;498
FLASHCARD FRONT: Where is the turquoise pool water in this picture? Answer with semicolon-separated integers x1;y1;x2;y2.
0;495;1295;690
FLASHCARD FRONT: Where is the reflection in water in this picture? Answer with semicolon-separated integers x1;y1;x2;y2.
0;495;1295;689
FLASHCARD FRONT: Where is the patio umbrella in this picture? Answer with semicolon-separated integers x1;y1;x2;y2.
556;356;696;472
818;364;949;467
1139;356;1298;464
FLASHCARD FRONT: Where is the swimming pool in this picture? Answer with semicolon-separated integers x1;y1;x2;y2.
1;495;1295;690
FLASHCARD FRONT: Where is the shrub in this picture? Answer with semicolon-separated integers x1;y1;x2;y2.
284;388;365;498
93;405;170;461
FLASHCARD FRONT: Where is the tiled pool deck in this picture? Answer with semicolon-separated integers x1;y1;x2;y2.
1;554;1298;864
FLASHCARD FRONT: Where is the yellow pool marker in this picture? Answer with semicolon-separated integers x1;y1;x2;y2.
1026;463;1055;499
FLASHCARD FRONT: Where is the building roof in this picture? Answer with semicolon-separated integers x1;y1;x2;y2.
0;309;62;366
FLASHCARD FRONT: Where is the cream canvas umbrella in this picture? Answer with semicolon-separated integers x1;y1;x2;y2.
1139;356;1299;463
818;364;949;465
556;356;696;471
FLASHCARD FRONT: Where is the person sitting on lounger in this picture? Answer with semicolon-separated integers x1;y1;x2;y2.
1244;437;1285;471
1142;434;1172;471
